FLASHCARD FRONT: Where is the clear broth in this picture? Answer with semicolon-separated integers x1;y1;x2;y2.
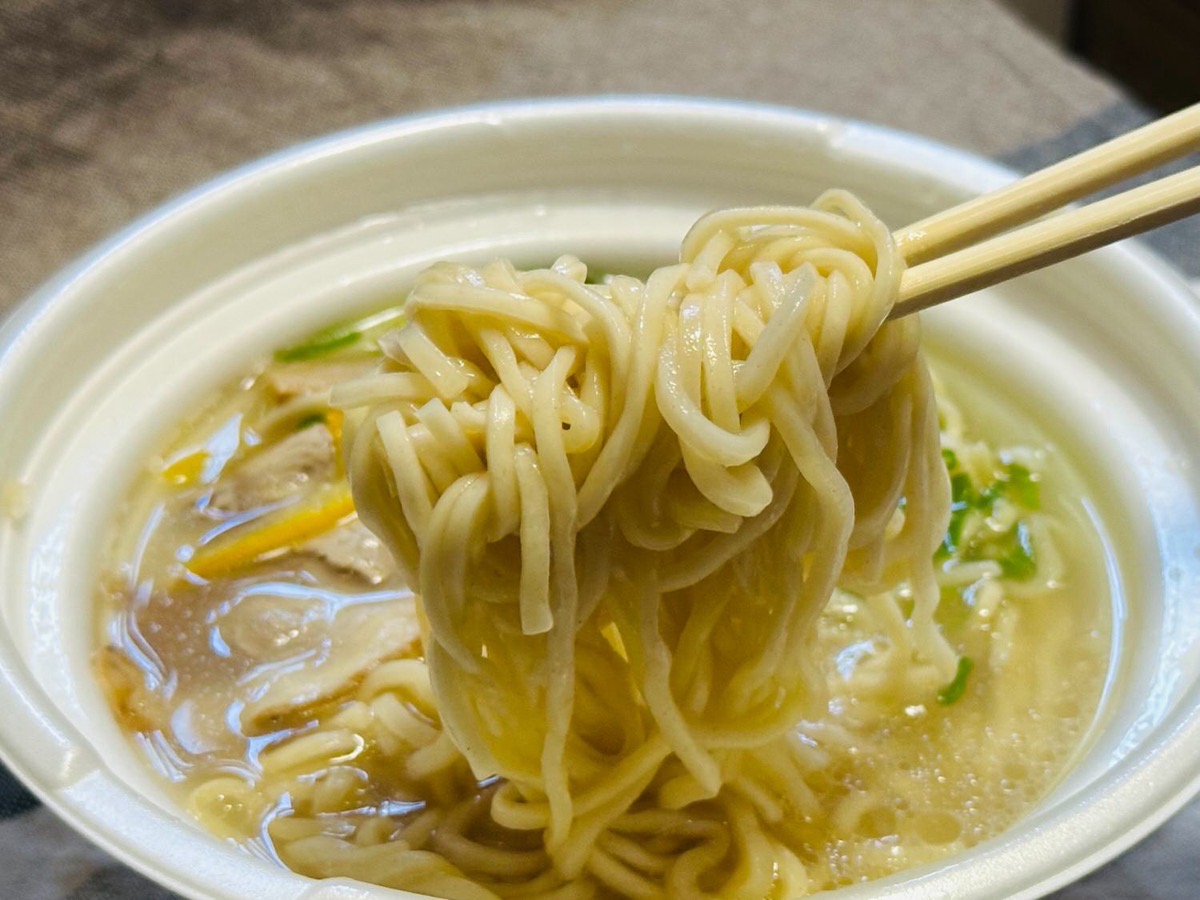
94;307;1113;894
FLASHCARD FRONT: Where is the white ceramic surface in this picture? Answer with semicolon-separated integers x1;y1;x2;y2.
2;98;1200;899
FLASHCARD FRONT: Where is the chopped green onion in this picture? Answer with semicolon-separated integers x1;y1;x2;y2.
936;445;1042;579
295;413;327;430
937;467;973;559
275;330;360;362
949;472;974;507
997;520;1037;579
936;584;972;632
274;305;406;363
1003;462;1040;510
978;463;1041;512
937;656;974;705
938;505;969;559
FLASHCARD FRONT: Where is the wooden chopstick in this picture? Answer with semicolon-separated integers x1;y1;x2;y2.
892;165;1200;317
888;102;1200;319
894;103;1200;264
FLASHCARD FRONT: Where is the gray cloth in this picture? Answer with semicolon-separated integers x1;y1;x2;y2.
0;1;1195;897
1002;102;1200;278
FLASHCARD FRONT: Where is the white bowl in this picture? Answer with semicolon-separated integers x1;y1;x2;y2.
2;97;1200;900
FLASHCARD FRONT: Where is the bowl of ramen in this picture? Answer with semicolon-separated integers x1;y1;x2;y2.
1;97;1199;900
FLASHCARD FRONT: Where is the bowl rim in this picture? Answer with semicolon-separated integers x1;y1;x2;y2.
2;94;1200;900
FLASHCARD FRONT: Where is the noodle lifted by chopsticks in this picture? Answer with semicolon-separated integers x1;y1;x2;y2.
336;189;955;893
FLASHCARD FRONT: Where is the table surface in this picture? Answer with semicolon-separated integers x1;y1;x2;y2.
1;1;1198;897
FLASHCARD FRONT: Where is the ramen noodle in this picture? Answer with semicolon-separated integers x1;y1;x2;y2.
96;193;1112;898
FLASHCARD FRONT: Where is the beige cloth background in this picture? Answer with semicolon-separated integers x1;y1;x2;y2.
1;0;1131;318
0;1;1195;897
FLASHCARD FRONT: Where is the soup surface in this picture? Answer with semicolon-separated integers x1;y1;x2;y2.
95;292;1113;897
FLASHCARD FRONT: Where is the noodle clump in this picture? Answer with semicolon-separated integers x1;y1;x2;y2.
335;190;956;897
